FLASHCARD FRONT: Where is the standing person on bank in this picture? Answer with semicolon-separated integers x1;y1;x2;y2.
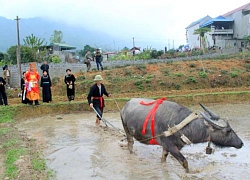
84;51;93;72
94;49;104;71
40;70;52;103
3;65;11;88
0;76;8;106
40;60;49;74
64;69;76;101
25;62;40;106
87;75;111;126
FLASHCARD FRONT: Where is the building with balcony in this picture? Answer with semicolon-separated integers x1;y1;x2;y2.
186;2;250;50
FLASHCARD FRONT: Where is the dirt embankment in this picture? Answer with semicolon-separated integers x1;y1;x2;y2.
6;59;250;105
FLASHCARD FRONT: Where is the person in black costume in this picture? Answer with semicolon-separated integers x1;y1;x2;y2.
64;69;76;101
0;76;8;105
20;72;30;104
94;49;103;71
40;70;52;103
40;61;49;74
87;74;111;125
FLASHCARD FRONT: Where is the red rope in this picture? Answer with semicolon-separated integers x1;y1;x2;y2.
140;97;167;145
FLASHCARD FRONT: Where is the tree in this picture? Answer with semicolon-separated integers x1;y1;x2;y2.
243;35;250;48
194;27;211;53
50;30;64;43
23;34;47;62
7;45;36;64
79;45;96;57
23;34;45;48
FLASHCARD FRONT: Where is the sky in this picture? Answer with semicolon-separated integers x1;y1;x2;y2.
1;0;250;50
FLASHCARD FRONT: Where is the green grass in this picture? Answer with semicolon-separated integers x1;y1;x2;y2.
0;106;16;123
31;152;47;172
5;148;27;179
0;106;53;179
1;139;19;148
0;128;10;136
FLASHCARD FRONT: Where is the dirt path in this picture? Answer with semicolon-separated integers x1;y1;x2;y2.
17;104;250;179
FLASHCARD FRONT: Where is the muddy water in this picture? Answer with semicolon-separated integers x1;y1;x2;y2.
17;104;250;180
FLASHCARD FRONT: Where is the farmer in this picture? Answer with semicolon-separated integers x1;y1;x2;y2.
87;75;111;126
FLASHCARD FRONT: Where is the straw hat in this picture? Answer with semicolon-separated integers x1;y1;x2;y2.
94;75;103;81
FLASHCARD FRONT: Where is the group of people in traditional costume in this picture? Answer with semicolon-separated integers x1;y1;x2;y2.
21;62;52;105
19;61;111;126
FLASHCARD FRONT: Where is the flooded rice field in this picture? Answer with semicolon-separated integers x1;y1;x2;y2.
17;103;250;180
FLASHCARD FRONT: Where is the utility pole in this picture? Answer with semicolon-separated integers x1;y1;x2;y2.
15;16;21;85
132;37;135;56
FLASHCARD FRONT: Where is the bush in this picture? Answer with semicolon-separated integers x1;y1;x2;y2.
76;75;86;81
198;71;207;78
175;84;181;90
231;70;238;78
185;76;197;84
134;80;143;86
49;55;61;63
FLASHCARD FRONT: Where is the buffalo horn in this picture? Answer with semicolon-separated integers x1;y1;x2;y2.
200;111;227;129
199;103;220;120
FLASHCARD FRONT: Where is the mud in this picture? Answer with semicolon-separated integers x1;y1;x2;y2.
17;103;250;180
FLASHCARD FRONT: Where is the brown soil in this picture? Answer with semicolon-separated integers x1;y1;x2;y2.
6;59;250;105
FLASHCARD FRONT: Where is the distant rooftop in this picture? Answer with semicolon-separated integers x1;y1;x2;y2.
200;15;234;28
186;15;211;29
47;43;76;50
223;2;250;17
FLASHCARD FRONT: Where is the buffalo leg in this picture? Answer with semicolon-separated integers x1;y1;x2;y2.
168;146;189;172
127;134;134;154
161;148;169;163
121;118;134;154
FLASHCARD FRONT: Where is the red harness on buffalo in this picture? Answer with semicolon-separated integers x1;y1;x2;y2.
140;97;167;145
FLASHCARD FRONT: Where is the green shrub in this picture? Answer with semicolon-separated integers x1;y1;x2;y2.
146;75;154;79
49;55;61;63
76;75;86;81
134;80;143;86
174;73;183;77
231;70;238;78
198;71;207;78
185;76;197;84
145;79;151;84
175;84;181;90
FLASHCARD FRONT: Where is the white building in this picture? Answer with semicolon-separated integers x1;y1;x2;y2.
186;2;250;50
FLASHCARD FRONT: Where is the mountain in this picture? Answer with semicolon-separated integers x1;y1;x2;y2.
0;16;118;52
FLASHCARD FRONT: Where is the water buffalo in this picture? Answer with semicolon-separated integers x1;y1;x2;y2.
120;98;243;171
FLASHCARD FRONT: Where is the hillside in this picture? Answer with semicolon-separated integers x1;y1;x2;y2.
0;16;115;52
6;58;250;105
